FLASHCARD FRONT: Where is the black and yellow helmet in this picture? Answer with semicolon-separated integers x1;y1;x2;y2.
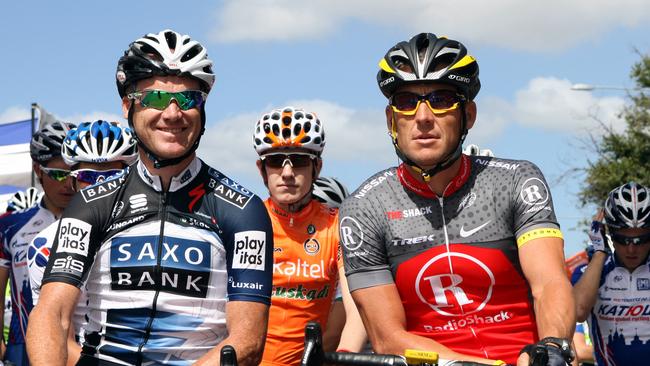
377;33;480;100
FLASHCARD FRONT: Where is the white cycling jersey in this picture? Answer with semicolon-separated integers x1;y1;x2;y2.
572;256;650;366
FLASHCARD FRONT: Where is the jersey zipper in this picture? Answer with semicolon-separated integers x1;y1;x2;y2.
136;191;168;364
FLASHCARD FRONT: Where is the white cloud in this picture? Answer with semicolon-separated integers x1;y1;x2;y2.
210;0;650;51
197;100;395;189
513;77;626;133
0;107;30;124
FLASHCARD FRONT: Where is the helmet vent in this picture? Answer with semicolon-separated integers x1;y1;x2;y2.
304;122;311;132
301;136;311;144
282;116;292;126
165;31;178;49
293;124;302;136
282;127;291;139
272;124;280;136
393;56;413;73
181;44;203;62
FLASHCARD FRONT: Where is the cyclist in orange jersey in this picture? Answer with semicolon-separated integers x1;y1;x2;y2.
253;106;347;365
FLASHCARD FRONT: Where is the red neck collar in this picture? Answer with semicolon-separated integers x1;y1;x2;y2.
397;154;471;198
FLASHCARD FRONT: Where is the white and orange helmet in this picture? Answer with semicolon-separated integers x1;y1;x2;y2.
252;106;325;156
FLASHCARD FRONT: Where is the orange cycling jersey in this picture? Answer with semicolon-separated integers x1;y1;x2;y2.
261;199;341;366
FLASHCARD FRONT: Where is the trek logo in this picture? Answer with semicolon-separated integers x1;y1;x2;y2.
129;194;148;213
51;256;84;275
520;177;549;206
81;174;127;203
392;234;436;246
56;218;91;256
340;216;364;251
233;231;266;271
386;206;433;220
354;170;394;199
475;159;519;170
415;252;495;316
110;235;211;298
208;170;253;209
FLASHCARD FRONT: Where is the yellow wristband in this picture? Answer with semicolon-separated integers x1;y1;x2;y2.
493;361;506;366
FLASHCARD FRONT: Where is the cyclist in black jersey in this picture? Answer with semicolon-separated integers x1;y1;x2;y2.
338;33;575;366
26;29;274;366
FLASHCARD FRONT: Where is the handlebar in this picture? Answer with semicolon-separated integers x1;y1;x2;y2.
300;322;495;366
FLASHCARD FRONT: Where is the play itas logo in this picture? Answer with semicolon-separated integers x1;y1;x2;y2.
233;231;266;271
110;236;211;298
56;218;92;257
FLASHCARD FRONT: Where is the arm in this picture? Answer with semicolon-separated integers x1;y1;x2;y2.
323;300;345;352
334;266;368;352
66;324;82;366
572;252;607;322
194;301;269;366
26;282;80;366
572;328;594;364
352;284;495;364
517;237;575;366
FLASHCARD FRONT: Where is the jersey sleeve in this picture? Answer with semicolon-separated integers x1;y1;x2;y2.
511;161;563;248
42;192;108;289
0;223;10;269
338;192;393;292
570;263;587;286
222;194;274;305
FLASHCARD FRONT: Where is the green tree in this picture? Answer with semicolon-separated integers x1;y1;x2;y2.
578;53;650;207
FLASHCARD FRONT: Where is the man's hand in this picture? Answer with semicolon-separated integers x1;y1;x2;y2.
588;220;609;254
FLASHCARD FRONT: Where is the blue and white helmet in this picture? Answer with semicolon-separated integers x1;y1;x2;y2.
604;182;650;229
62;120;138;166
6;187;42;212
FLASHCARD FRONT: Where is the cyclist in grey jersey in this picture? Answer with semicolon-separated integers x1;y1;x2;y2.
339;32;575;366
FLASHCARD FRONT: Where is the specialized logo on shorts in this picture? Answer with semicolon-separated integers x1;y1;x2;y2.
304;238;320;255
415;252;495;316
520;178;549;206
56;218;91;256
208;169;254;209
340;216;364;251
233;231;266;270
110;235;211;298
81;174;126;203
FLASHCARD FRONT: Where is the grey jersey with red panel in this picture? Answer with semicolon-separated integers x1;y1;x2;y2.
339;154;563;364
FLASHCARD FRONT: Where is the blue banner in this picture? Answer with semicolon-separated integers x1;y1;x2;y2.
0;119;32;146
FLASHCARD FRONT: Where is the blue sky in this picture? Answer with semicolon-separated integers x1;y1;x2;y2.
2;0;649;256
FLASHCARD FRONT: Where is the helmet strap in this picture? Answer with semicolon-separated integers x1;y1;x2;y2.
127;102;206;169
389;101;468;182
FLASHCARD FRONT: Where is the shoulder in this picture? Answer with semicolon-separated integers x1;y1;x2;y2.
347;167;398;201
0;205;40;234
471;155;542;179
204;165;259;210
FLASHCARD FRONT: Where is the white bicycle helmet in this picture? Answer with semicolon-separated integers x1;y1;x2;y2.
604;181;650;229
463;144;494;157
30;121;76;164
253;106;325;156
62;120;138;166
312;177;349;208
6;187;43;212
116;29;215;97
